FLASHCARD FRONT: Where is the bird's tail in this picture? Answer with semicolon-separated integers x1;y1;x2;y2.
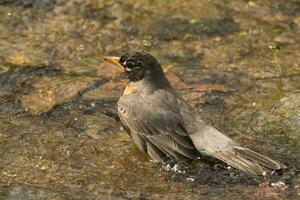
189;124;286;175
210;145;286;175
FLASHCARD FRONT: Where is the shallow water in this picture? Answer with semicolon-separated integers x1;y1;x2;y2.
0;0;300;199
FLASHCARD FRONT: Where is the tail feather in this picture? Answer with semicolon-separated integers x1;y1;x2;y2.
211;146;286;175
211;149;264;175
189;125;286;175
234;146;286;170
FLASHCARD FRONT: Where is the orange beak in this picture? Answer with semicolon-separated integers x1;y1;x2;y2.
102;56;123;69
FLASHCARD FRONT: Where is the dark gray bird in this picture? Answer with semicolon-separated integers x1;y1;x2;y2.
103;51;286;176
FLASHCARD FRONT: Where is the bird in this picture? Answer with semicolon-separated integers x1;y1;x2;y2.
102;50;286;176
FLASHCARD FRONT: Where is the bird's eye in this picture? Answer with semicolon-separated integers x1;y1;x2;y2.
119;56;126;64
124;60;138;72
125;60;136;68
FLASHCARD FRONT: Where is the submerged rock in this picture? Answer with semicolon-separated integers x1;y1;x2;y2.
19;76;99;115
148;16;239;41
0;0;56;10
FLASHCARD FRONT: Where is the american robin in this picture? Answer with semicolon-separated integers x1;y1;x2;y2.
102;50;286;175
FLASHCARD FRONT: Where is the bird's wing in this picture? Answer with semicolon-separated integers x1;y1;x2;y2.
118;91;198;162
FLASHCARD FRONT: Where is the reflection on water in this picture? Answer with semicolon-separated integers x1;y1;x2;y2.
0;0;300;199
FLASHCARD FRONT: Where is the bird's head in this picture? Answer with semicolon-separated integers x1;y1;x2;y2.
103;51;165;82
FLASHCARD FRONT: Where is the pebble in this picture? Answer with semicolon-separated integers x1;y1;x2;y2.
270;181;287;188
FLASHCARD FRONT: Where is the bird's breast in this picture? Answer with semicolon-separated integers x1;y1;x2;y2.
123;83;138;96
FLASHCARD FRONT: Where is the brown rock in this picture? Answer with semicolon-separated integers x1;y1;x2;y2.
5;55;30;66
19;76;98;115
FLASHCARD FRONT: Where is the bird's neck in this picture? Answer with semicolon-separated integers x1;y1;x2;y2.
129;73;172;93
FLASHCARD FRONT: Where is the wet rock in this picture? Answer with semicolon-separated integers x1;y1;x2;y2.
148;16;239;41
83;2;117;21
0;67;59;106
157;40;205;63
166;72;191;89
82;113;118;139
3;186;59;200
294;16;300;28
4;55;30;66
0;0;56;10
82;87;120;102
1;51;50;69
81;78;126;105
99;79;127;92
166;71;230;108
227;91;300;156
290;173;300;197
166;72;229;92
19;76;99;115
96;62;123;79
269;92;300;132
0;67;58;86
253;181;288;200
274;35;295;44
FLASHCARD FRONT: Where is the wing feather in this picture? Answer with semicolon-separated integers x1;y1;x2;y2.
118;90;198;162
